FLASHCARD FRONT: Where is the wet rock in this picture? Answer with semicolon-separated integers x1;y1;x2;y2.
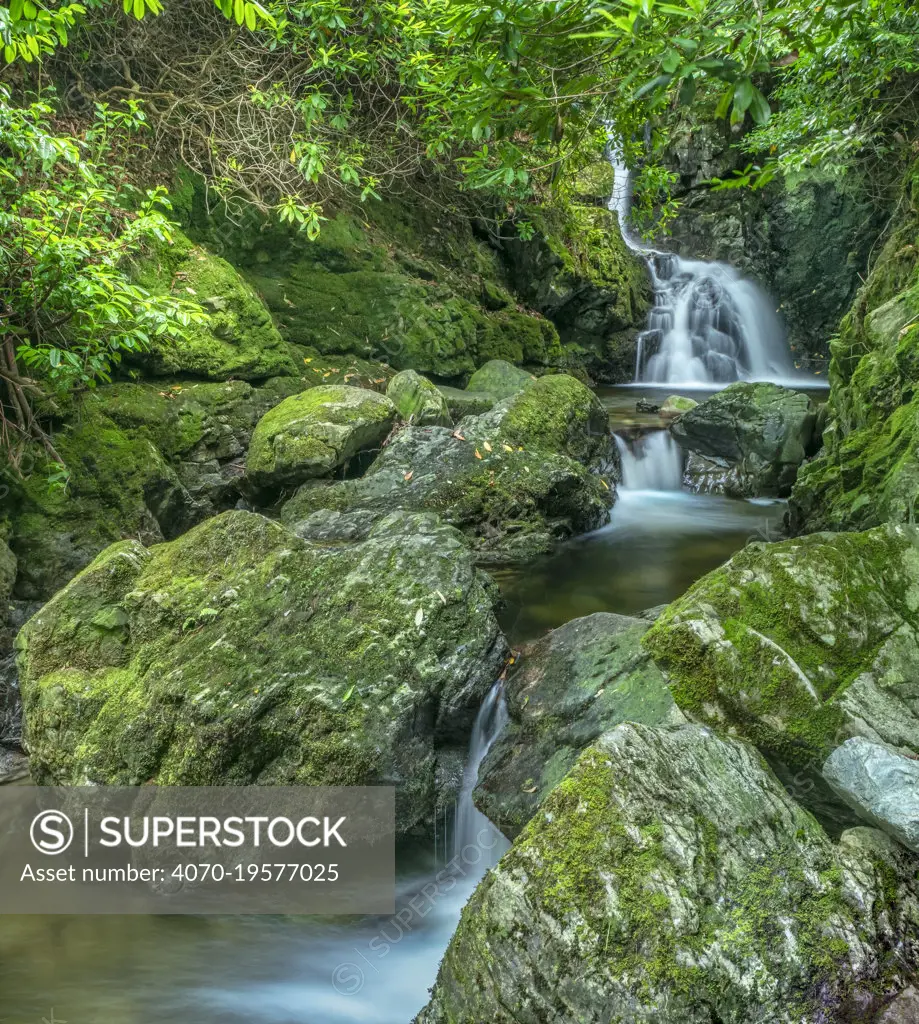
16;510;508;834
475;613;683;838
644;524;919;778
671;381;815;496
659;394;697;419
635;397;660;413
386;370;452;426
416;724;919;1024
823;737;919;853
465;359;535;399
878;988;919;1023
245;384;398;493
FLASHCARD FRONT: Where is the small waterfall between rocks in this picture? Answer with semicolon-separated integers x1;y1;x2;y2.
609;154;796;386
452;681;509;866
615;431;683;492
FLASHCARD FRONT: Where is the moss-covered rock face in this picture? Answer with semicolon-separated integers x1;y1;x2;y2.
416;724;919;1024
501;205;651;383
16;509;508;833
5;377;315;600
643;525;919;776
245;385;397;493
671;382;816;497
474;613;683;838
465;360;535;399
131;230;296;381
386;370;452;426
659;394;697;418
0;539;15;611
789;168;919;532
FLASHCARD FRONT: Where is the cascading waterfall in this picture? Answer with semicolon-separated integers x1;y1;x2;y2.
452;681;509;866
609;153;796;386
615;431;683;492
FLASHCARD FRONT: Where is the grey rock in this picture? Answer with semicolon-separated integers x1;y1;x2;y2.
475;613;684;838
671;381;815;497
824;737;919;853
417;724;919;1024
386;369;452;427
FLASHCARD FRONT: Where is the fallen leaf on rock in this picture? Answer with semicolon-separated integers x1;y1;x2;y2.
415;607;424;627
404;471;414;481
474;449;483;460
483;441;493;452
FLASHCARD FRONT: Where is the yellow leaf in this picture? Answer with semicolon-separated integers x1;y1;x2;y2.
474;449;483;460
600;479;609;490
502;444;513;452
403;471;414;481
303;357;312;363
483;441;492;452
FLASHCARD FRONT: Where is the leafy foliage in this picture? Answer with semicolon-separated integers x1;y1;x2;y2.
0;86;203;459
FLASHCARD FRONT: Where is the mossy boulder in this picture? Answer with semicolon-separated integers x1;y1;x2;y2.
281;421;614;563
416;723;919;1024
659;394;698;419
501;205;650;383
474;613;683;838
474;373;615;468
643;525;919;777
465;360;535;399
16;509;508;833
671;381;816;497
386;370;452;426
245;385;397;493
4;377;315;600
789;163;919;533
132;230;296;381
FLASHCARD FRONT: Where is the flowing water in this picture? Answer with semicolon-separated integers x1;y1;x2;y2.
609;152;810;389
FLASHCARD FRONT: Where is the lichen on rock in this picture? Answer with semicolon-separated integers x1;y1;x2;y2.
416;723;919;1024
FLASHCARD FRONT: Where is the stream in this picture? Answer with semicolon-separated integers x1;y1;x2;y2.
0;382;823;1024
0;157;829;1022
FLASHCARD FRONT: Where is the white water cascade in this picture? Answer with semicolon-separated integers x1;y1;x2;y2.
609;155;796;387
452;681;510;865
615;431;683;492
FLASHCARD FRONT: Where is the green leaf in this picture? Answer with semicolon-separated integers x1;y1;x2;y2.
635;73;673;99
132;0;145;19
679;75;696;106
733;77;754;114
244;2;256;30
749;86;771;125
661;49;681;74
9;0;24;22
714;84;734;119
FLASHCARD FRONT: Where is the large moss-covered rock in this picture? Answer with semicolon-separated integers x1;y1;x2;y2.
282;423;613;562
671;381;815;497
643;525;919;774
16;510;508;833
132;230;296;380
245;385;397;492
417;723;919;1024
473;373;615;469
386;370;452;426
437;386;497;419
465;360;535;399
789;166;919;533
475;613;683;838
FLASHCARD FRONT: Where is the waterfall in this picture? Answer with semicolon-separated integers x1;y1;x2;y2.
615;432;683;492
452;681;509;866
608;153;795;386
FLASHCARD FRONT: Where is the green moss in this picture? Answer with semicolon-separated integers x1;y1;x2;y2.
131;229;296;381
643;525;919;770
386;370;452;426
